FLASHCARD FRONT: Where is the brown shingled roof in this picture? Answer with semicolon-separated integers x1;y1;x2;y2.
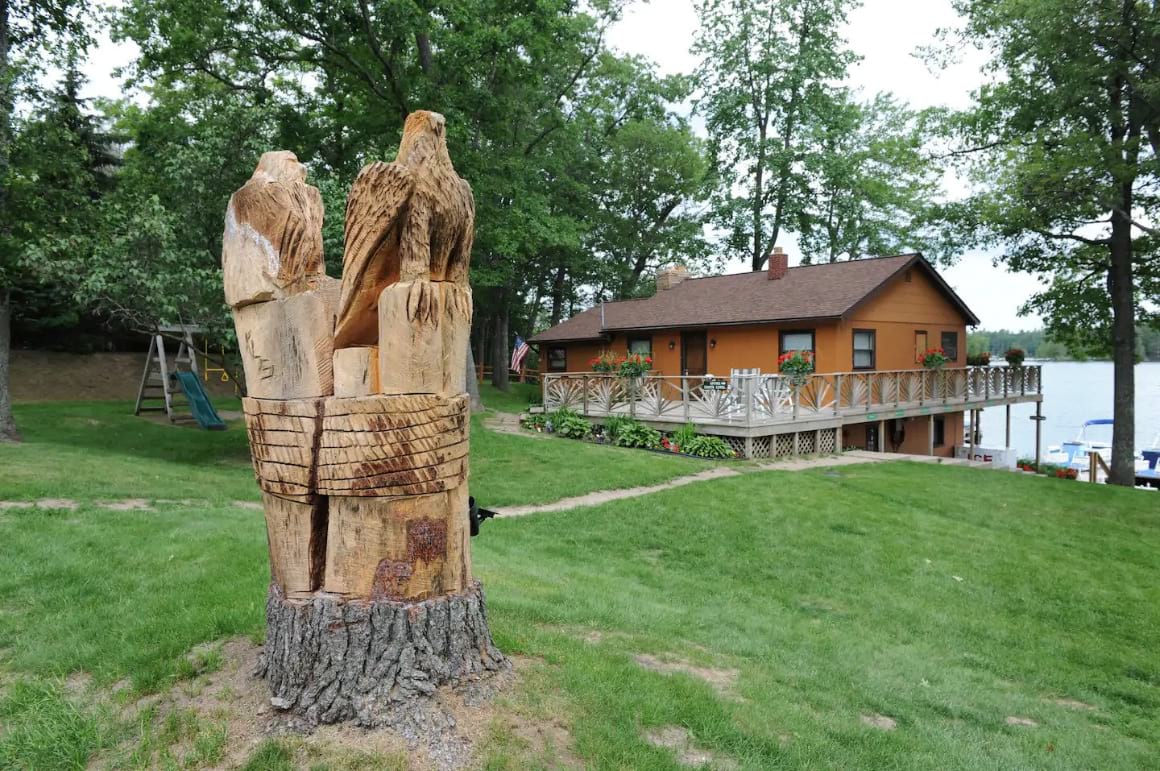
529;254;978;343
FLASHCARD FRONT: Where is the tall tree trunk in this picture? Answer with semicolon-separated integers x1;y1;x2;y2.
549;266;566;325
466;342;483;411
0;289;19;442
0;2;16;443
1107;217;1136;486
490;300;510;391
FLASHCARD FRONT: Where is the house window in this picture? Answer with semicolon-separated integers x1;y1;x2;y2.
933;416;946;447
779;330;815;355
547;346;567;372
941;331;959;361
853;329;876;370
627;335;652;357
915;330;928;363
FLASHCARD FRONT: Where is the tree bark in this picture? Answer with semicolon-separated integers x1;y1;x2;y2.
549;266;566;326
0;3;16;444
466;343;483;411
0;288;19;442
490;301;509;391
1107;219;1136;486
260;581;507;728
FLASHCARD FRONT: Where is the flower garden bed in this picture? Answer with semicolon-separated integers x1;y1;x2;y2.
1015;458;1079;480
520;408;740;459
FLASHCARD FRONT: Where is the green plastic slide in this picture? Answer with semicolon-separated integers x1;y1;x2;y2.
174;371;227;430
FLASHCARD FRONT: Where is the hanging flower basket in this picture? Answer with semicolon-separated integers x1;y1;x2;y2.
589;351;618;373
778;350;814;388
618;353;653;378
919;347;949;370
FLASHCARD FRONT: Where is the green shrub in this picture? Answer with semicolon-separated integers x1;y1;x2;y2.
683;435;735;458
603;415;636;442
613;421;661;449
549;408;592;439
669;423;698;450
521;413;547;430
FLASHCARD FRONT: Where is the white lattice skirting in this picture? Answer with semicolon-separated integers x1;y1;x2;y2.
703;427;840;459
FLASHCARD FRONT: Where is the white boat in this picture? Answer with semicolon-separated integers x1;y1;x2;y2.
1044;419;1149;474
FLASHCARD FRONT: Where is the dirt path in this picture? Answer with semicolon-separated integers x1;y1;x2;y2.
483;411;545;437
490;449;1005;519
493;467;741;517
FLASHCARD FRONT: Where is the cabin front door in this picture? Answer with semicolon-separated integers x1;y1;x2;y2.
681;331;707;376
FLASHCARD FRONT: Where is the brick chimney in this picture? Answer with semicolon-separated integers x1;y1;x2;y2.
656;265;690;291
767;246;788;280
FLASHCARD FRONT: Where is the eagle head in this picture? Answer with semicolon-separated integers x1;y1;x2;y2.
398;110;451;168
253;150;307;185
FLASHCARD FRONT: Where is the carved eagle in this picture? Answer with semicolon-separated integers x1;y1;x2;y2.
221;151;326;309
334;110;476;348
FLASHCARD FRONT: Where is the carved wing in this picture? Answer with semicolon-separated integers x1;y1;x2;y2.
223;177;325;308
442;177;475;286
334;161;415;348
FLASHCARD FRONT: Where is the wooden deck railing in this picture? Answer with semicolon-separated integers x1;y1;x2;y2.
541;365;1042;428
476;365;540;385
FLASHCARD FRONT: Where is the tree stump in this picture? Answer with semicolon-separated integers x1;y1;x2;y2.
259;581;505;728
223;112;506;729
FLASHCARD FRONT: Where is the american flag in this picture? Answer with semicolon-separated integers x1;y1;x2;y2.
510;334;530;371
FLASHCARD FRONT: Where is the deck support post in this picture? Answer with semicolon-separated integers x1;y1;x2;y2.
928;414;935;456
744;436;753;459
793;431;800;456
968;409;975;461
878;419;886;453
682;377;690;422
815;429;822;455
1035;400;1043;467
1005;404;1011;449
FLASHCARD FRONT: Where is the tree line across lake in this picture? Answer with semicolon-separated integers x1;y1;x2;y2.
969;327;1160;364
0;0;1156;486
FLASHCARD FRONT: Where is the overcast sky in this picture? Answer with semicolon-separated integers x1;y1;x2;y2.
83;0;1044;330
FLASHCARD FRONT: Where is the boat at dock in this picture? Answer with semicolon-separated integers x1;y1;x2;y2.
1044;419;1153;476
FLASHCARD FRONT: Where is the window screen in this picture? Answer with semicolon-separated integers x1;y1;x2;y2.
941;331;958;361
628;336;652;357
779;331;815;354
853;330;875;370
548;347;567;372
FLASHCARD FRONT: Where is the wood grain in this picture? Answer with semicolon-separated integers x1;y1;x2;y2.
261;492;327;598
233;290;335;399
223;151;326;309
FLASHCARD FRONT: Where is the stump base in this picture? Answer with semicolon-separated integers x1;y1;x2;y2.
260;580;507;728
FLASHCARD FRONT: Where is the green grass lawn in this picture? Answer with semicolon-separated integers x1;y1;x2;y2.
1;400;1159;769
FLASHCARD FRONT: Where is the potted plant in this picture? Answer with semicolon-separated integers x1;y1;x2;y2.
589;351;618;373
778;349;814;388
966;351;991;366
1005;348;1025;368
618;353;652;378
919;347;948;369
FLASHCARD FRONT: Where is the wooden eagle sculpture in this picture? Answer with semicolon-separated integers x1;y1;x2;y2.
335;111;475;344
221;111;504;730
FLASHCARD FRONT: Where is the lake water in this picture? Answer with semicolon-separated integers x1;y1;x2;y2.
976;361;1160;456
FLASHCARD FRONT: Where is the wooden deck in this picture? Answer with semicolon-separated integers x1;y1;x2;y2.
542;365;1044;442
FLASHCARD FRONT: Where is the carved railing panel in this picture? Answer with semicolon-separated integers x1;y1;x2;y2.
540;365;1040;426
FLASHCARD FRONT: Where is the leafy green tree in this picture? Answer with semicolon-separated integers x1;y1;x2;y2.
798;92;947;264
944;0;1160;485
693;0;857;271
0;0;91;442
